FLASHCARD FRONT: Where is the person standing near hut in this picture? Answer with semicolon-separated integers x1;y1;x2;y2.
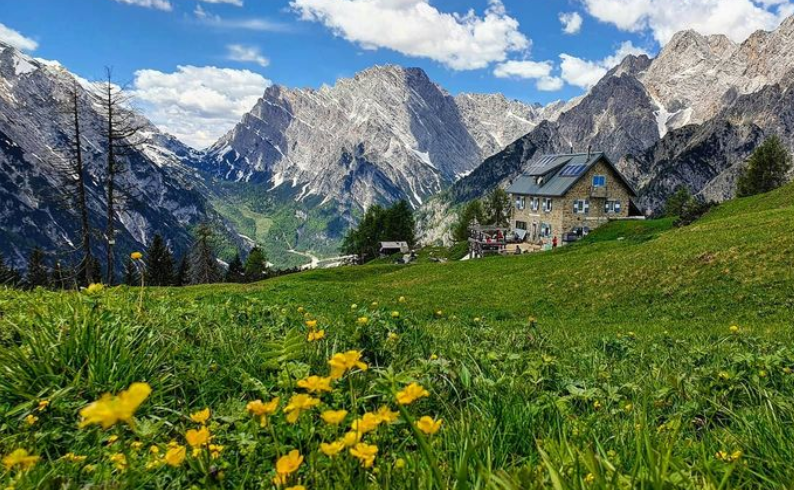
552;236;558;249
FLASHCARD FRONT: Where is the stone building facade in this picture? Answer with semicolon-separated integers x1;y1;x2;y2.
507;153;637;245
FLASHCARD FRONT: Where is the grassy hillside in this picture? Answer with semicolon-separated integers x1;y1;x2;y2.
1;184;793;489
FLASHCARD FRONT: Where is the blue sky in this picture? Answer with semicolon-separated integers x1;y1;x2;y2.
2;0;792;147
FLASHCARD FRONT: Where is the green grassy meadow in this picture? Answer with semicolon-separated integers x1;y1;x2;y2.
1;183;793;489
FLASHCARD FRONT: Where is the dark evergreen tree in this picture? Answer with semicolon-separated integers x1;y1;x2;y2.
25;248;50;289
664;187;693;217
145;234;174;286
484;188;511;226
124;257;140;286
341;201;417;262
174;255;189;287
244;247;269;283
737;135;793;197
225;253;245;283
189;224;221;285
0;252;21;288
383;200;416;248
452;200;485;242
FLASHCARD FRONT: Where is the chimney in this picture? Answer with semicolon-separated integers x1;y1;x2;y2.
570;144;574;154
587;145;592;158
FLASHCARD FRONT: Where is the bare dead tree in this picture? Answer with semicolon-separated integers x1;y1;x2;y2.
92;68;148;285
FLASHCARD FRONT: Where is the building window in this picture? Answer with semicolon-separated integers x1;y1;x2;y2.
592;175;606;187
515;221;527;230
530;197;539;211
540;223;552;238
542;198;553;212
573;199;590;214
605;200;622;214
515;196;525;210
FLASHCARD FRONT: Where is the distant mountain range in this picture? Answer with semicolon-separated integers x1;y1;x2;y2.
2;16;794;269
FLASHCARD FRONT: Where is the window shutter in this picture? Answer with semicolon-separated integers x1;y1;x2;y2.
584;200;590;213
615;201;621;213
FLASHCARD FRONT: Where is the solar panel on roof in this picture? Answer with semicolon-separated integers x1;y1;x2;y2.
559;164;586;177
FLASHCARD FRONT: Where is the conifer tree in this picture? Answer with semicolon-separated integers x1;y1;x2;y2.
145;234;174;286
484;188;511;226
737;135;793;197
26;248;50;289
0;252;21;288
174;255;189;287
189;224;221;285
453;200;485;242
225;253;245;283
244;247;269;283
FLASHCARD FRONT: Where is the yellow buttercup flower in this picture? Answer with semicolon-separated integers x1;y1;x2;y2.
164;445;186;467
85;283;104;294
297;306;305;313
387;332;399;341
341;431;362;447
37;400;50;411
3;449;40;471
328;350;368;379
729;325;740;334
357;317;369;326
399;296;406;303
320;409;348;425
209;444;224;459
247;397;280;416
320;440;346;457
286;486;306;490
107;435;119;444
394;457;406;469
298;375;333;393
350;412;382;434
109;453;127;471
149;445;160;454
130;251;143;260
585;473;595;484
284;394;320;423
190;407;210;424
391;311;400;318
79;382;151;429
273;450;303;484
415;416;443;435
131;441;144;451
185;426;211;448
350;442;378;468
307;329;326;341
25;414;38;425
375;406;399;424
396;382;429;405
305;319;318;329
350;303;358;310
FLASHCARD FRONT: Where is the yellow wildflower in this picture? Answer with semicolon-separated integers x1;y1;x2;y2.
61;452;87;463
328;350;368;379
341;431;362;447
286;486;306;490
415;416;442;435
164;445;186;467
320;440;346;457
394;458;406;469
759;370;768;378
729;325;739;334
3;449;39;471
78;382;151;429
351;303;358;310
131;441;144;451
83;464;96;473
247;397;280;416
305;319;318;329
391;311;400;318
85;283;104;294
273;450;303;484
109;453;127;471
307;329;325;342
396;382;429;405
25;414;38;425
376;406;399;424
371;301;378;307
107;435;119;444
351;412;382;434
473;317;481;322
430;354;438;360
297;306;305;313
149;445;160;454
209;444;224;459
130;251;143;260
718;371;730;380
624;403;633;413
350;442;378;468
37;400;49;411
186;426;210;448
387;332;399;341
585;473;595;484
399;296;406;303
190;407;211;425
593;400;602;410
357;316;369;326
284;394;320;423
320;409;348;425
434;310;443;317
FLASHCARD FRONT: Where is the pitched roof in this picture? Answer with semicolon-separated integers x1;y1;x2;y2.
506;152;637;197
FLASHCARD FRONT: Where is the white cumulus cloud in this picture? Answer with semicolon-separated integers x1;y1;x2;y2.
132;66;271;149
0;23;39;51
559;41;648;89
200;0;244;6
493;60;563;91
559;12;583;34
111;0;173;11
582;0;793;44
289;0;530;70
226;44;270;67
